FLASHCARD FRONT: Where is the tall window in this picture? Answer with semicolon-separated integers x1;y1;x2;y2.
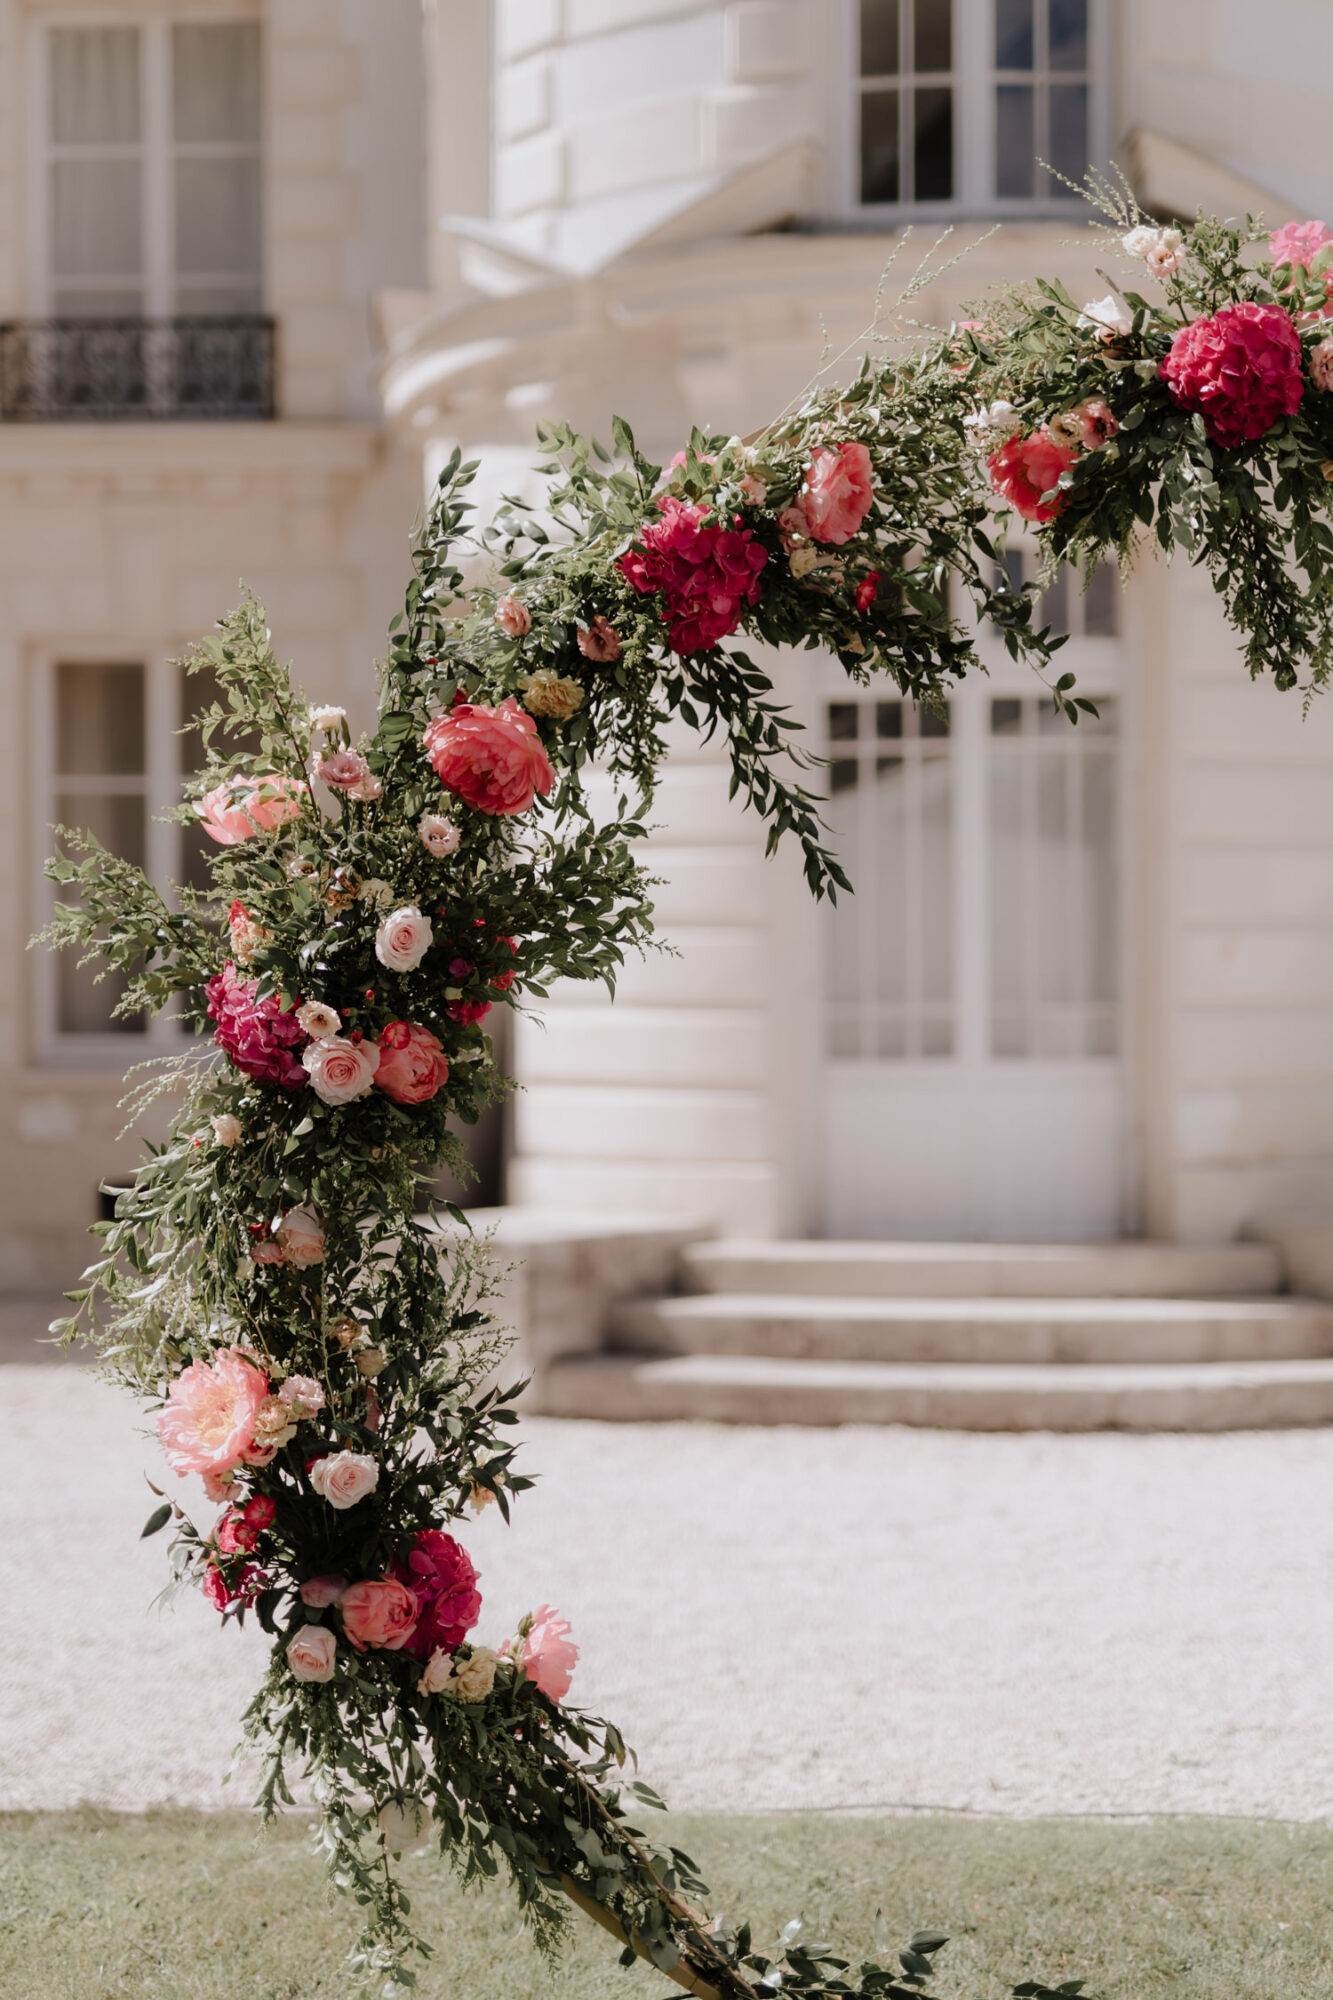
858;1;955;207
994;0;1090;201
39;21;262;318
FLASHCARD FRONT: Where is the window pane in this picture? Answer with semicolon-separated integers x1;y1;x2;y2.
175;156;261;277
53;793;147;1037
871;757;907;1005
920;751;952;1006
172;23;261;141
914;0;951;71
50;28;140;145
56;664;145;775
1049;82;1088;189
52;289;143;317
914;85;953;200
860;88;900;203
860;0;900;75
991;697;1023;736
51;159;141;278
1041;570;1069;635
995;0;1034;68
920;702;950;737
995;84;1035;198
876;701;903;738
1084;563;1118;636
1049;0;1088;69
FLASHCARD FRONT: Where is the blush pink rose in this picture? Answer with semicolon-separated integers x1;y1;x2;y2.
800;441;874;544
302;1035;380;1105
987;430;1077;523
494;595;531;637
276;1205;323;1267
1159;302;1304;447
156;1347;269;1477
196;774;306;846
206;963;309;1091
519;1603;578;1701
287;1624;337;1683
424;699;555;817
392;1529;482;1660
309;1450;379;1510
317;748;372;793
374;1021;450;1105
340;1577;419;1652
374;906;434;973
299;1574;348;1608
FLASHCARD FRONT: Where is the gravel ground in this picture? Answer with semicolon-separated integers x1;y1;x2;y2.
5;1363;1332;1819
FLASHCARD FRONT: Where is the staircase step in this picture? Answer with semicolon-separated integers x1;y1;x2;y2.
610;1293;1333;1365
680;1239;1283;1300
541;1351;1333;1431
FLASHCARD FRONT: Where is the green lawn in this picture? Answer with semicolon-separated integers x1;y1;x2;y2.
2;1809;1330;1999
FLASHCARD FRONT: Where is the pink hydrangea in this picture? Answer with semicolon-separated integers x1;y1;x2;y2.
519;1603;578;1701
206;962;309;1090
1159;302;1304;447
986;430;1077;523
618;496;768;654
423;698;554;816
392;1529;482;1659
156;1346;270;1477
800;440;875;544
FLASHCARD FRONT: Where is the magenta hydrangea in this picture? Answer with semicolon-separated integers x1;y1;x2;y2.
1159;302;1304;447
618;495;768;654
205;960;309;1089
392;1529;482;1659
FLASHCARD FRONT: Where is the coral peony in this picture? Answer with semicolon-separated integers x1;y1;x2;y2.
157;1346;269;1477
302;1035;380;1105
392;1529;481;1659
287;1624;337;1683
1160;302;1304;447
424;698;554;816
800;440;875;544
196;774;306;846
618;496;768;654
519;1603;578;1701
987;430;1077;522
206;962;308;1090
375;1021;450;1105
341;1577;418;1651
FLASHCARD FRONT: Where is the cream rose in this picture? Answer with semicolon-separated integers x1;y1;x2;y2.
418;813;460;858
296;1000;341;1039
374;906;433;973
450;1646;499;1702
302;1035;380;1105
276;1204;324;1267
309;704;346;735
309;1450;378;1509
211;1113;242;1147
287;1624;337;1683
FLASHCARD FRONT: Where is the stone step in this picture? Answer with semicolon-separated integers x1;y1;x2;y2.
609;1293;1333;1365
679;1239;1283;1300
540;1351;1333;1431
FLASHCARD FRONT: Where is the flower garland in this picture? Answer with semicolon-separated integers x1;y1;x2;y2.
42;198;1333;1997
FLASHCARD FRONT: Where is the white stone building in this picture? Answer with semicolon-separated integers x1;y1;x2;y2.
8;0;1333;1303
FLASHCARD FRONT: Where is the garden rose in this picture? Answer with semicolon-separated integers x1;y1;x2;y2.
276;1204;323;1267
392;1529;481;1659
310;1450;379;1510
1122;223;1184;275
618;495;768;654
493;595;531;637
1078;295;1133;340
375;1021;450;1105
296;1000;340;1039
519;668;584;720
424;699;554;816
418;812;460;857
227;900;268;967
341;1577;418;1651
374;906;434;973
1311;337;1333;393
302;1035;380;1105
211;1113;242;1147
299;1574;347;1608
157;1347;269;1477
216;1493;275;1554
206;963;308;1090
519;1604;578;1701
801;440;874;544
197;774;305;845
278;1374;325;1417
987;430;1076;523
287;1624;337;1683
577;615;621;662
1159;302;1304;447
308;703;345;734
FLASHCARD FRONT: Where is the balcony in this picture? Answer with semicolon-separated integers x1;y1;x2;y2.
0;317;276;421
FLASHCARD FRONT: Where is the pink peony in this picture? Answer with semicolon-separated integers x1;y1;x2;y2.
287;1624;337;1683
299;1574;347;1608
519;1603;578;1701
987;430;1077;523
302;1035;380;1105
375;1021;450;1105
157;1347;269;1477
618;496;768;655
1269;220;1333;273
424;699;554;817
341;1577;419;1652
206;962;309;1090
1159;302;1304;447
800;440;875;544
392;1530;482;1660
196;774;306;846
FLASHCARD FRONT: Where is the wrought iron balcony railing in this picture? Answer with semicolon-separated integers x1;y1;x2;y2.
0;316;276;421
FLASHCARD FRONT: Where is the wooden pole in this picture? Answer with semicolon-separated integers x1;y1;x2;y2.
557;1872;732;2000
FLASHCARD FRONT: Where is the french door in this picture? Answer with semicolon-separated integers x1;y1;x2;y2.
821;569;1127;1239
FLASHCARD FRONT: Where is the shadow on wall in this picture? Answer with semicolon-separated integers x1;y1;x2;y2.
425;1005;511;1212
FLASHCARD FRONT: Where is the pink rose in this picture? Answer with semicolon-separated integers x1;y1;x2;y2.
800;441;874;544
1159;302;1304;447
299;1574;347;1608
374;906;434;973
987;430;1077;523
302;1035;380;1105
494;595;531;637
206;963;309;1090
617;496;768;655
276;1205;324;1267
318;749;372;793
418;813;460;857
249;1237;285;1266
424;699;554;817
392;1529;481;1659
309;1450;379;1510
196;774;306;846
341;1577;419;1652
279;1374;325;1417
156;1346;269;1478
374;1021;450;1106
519;1603;578;1701
577;615;621;662
287;1624;338;1683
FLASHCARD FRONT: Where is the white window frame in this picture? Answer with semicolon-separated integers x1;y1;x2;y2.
836;0;1112;222
28;11;263;319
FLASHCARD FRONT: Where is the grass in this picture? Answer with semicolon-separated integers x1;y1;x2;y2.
1;1809;1331;1999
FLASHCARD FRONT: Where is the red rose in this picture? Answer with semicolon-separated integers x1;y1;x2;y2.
423;697;554;817
987;430;1077;523
392;1529;481;1659
374;1021;450;1106
1159;301;1304;447
855;572;880;612
447;998;491;1026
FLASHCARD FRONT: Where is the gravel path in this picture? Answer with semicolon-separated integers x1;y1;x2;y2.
5;1363;1332;1819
